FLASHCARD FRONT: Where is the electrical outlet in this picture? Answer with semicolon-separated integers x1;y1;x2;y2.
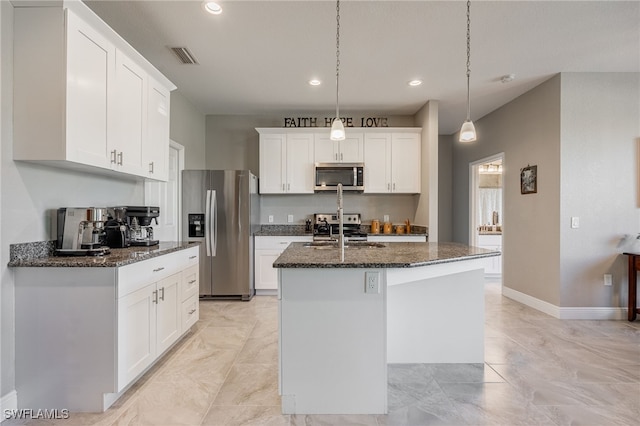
365;271;380;294
571;217;579;229
287;214;294;223
383;214;389;223
604;274;612;286
268;215;274;223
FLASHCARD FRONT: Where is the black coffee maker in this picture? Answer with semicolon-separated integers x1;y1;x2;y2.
125;206;160;246
105;206;131;248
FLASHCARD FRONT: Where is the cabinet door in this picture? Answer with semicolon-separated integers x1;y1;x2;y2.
391;133;421;193
364;133;392;193
156;273;181;355
255;249;282;290
286;134;314;193
259;134;286;193
314;134;339;163
340;134;364;163
144;78;170;181
113;50;146;176
117;284;156;391
65;10;113;169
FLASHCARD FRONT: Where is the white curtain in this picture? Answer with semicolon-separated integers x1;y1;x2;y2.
478;188;502;226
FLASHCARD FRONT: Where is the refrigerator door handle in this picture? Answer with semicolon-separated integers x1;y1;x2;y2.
205;190;212;256
212;190;218;256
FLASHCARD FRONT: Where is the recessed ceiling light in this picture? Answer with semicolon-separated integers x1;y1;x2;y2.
408;80;423;87
309;79;321;86
203;1;222;15
500;74;515;83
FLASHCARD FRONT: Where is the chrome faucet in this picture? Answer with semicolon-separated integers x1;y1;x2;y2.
337;183;344;262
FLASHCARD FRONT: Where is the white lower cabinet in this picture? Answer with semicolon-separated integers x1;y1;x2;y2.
254;236;313;293
14;245;199;412
477;234;502;275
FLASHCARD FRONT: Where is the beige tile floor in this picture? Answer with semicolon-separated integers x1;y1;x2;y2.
3;280;639;425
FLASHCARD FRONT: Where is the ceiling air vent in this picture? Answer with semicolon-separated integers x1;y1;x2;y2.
170;47;199;65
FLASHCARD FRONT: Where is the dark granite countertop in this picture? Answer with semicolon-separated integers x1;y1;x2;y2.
273;242;499;269
8;241;198;268
254;224;428;237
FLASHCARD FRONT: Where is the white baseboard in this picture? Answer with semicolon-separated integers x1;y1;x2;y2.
1;390;18;413
502;286;627;320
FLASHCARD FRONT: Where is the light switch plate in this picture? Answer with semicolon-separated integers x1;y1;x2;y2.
268;215;274;223
571;217;579;228
287;214;294;223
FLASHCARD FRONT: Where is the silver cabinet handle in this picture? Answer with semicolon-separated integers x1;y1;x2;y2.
335;153;338;161
188;308;196;315
110;150;117;164
117;151;123;165
393;183;396;191
188;279;196;284
152;290;158;304
149;162;154;173
287;183;290;191
189;255;197;260
159;287;165;301
341;153;343;161
153;267;165;272
282;183;285;191
387;183;391;191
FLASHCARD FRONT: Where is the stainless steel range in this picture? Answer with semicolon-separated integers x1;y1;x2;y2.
313;213;367;241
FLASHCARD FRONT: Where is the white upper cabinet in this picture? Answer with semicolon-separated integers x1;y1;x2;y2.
113;50;146;176
364;132;421;194
258;131;314;194
64;10;114;169
145;79;171;181
13;3;175;181
314;133;364;163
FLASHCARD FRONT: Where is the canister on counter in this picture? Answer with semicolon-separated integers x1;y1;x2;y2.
371;219;380;234
383;222;392;234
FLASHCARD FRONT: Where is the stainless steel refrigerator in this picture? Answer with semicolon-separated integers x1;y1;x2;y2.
182;170;259;300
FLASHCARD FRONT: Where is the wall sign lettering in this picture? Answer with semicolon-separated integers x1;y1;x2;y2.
283;117;389;128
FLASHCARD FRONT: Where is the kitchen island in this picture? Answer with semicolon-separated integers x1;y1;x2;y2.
273;242;499;415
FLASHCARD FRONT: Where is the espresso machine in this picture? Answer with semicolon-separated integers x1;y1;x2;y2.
55;207;111;256
105;206;131;248
125;206;160;246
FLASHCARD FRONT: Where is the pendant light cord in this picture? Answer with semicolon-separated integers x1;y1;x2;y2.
335;0;341;119
465;0;471;121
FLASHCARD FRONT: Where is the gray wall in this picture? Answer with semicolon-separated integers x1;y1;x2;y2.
204;113;421;225
451;73;640;309
559;73;639;307
170;91;206;169
438;135;453;242
0;1;206;399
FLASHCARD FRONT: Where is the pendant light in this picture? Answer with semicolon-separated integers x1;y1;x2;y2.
330;0;346;141
459;0;477;142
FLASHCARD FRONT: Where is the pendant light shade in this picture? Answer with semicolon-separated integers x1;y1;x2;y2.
330;0;346;141
460;120;476;142
331;117;345;141
459;0;477;143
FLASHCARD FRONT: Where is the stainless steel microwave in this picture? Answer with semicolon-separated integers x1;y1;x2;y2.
314;163;364;192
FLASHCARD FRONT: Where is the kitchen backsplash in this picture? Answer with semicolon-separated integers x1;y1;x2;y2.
260;193;420;225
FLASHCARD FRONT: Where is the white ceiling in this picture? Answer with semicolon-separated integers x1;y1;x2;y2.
83;0;640;135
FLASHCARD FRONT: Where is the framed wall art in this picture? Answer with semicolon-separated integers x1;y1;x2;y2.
520;165;537;194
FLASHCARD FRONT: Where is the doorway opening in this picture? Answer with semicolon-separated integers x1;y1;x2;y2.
470;153;504;278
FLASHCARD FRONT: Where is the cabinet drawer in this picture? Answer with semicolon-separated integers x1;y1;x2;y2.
179;245;200;268
181;265;199;301
181;295;199;332
255;236;313;250
117;250;183;298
